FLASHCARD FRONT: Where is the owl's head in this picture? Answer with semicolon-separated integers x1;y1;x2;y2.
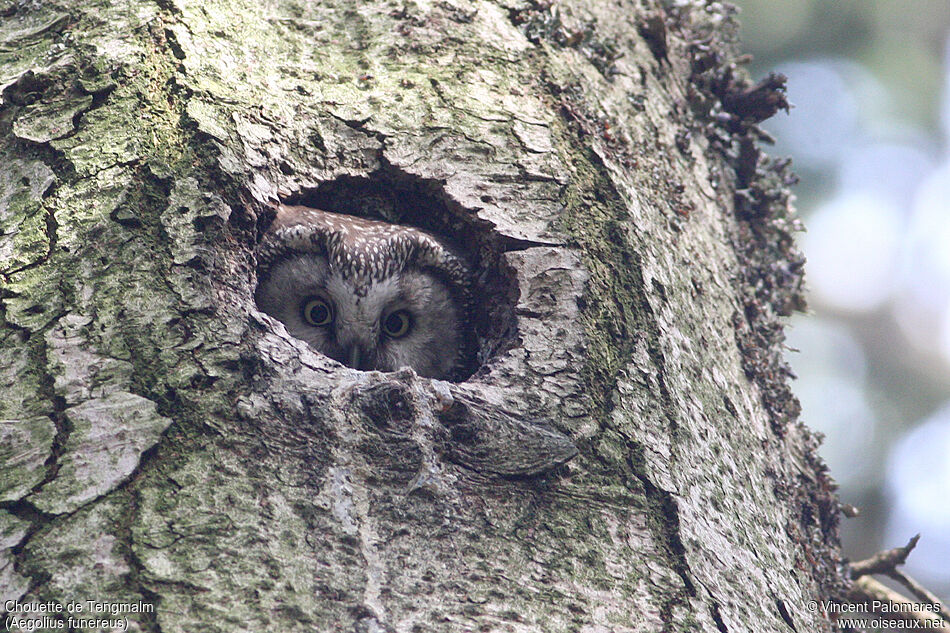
255;205;476;381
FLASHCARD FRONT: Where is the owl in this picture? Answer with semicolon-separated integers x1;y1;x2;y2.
255;205;476;381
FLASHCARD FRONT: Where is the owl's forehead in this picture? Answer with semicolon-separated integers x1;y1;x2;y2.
326;271;400;305
275;206;439;250
267;206;447;285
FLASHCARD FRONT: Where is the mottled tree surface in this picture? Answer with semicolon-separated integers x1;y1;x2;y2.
0;0;844;631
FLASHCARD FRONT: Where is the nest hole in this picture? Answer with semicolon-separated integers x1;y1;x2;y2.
257;172;519;381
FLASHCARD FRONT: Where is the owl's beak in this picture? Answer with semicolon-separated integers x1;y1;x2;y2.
348;345;362;370
347;344;374;371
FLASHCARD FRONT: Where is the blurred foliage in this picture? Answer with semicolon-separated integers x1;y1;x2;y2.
739;0;948;128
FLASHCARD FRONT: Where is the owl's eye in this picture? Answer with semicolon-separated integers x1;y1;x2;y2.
302;297;333;326
382;310;412;338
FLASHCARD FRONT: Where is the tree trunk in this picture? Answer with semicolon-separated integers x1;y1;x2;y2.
1;0;844;631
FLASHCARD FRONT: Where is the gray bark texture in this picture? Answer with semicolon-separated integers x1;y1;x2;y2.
0;0;846;631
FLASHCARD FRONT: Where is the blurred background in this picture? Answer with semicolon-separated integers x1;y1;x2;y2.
732;0;950;602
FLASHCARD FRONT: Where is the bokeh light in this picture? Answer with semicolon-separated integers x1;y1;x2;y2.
886;407;950;580
804;192;902;312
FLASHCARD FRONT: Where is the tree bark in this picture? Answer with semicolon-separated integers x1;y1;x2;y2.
0;0;844;632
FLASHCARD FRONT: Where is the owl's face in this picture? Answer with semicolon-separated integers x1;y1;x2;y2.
256;253;463;379
255;206;474;381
